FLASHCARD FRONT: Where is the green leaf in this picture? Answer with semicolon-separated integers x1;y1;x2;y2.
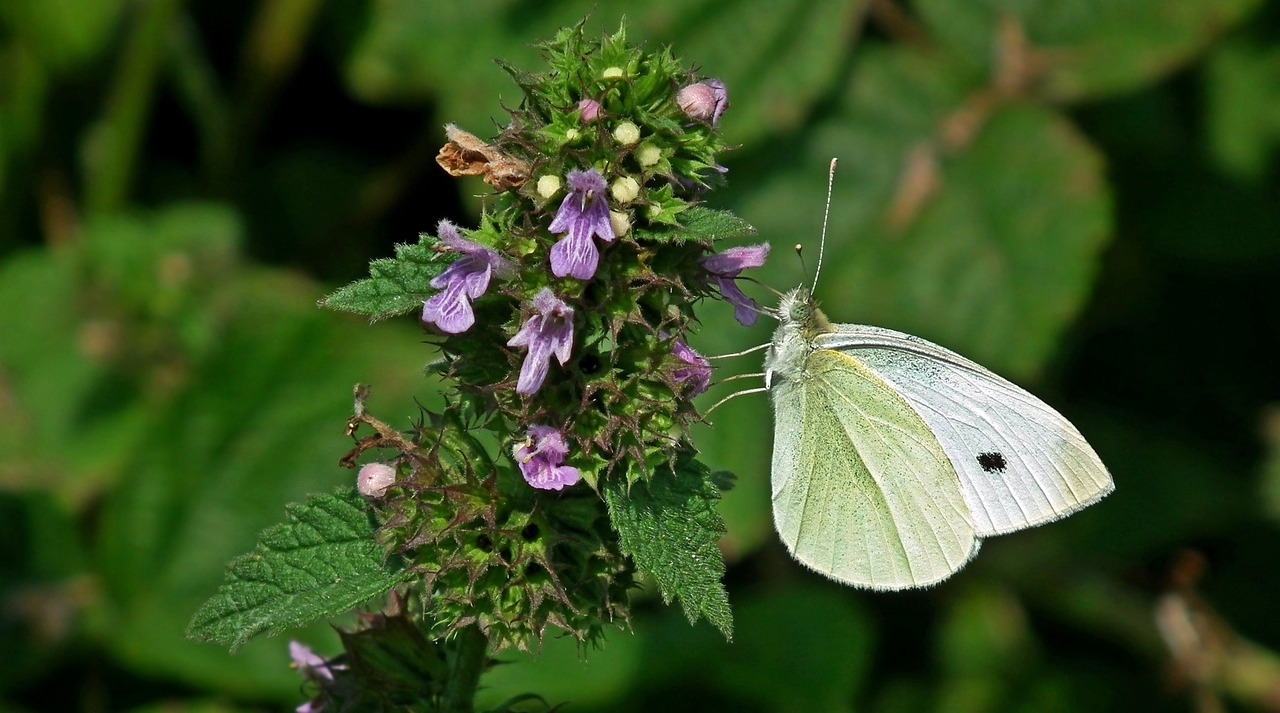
913;0;1260;102
186;489;413;651
730;44;1111;380
678;206;758;244
319;236;447;320
1204;38;1280;180
602;459;732;639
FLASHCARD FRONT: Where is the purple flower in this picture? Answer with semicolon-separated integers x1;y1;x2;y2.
506;288;574;394
513;424;581;490
677;79;729;125
577;98;602;123
289;641;342;682
421;220;510;334
672;340;712;396
548;170;616;280
699;243;771;326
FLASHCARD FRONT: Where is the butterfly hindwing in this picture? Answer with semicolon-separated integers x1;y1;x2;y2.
817;325;1114;537
770;348;978;589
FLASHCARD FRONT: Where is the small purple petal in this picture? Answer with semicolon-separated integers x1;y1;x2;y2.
289;641;341;682
699;243;770;276
513;424;581;490
548;170;616;281
715;276;762;327
507;289;575;395
421;281;476;334
700;243;770;326
421;220;509;334
672;340;713;396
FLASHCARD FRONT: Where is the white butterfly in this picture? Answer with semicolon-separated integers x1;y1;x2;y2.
756;161;1113;590
763;285;1113;590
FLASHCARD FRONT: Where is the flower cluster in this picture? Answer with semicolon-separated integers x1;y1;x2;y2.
327;21;766;657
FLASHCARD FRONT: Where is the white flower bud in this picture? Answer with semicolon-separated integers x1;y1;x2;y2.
612;121;640;146
610;176;640;204
609;210;632;237
635;143;661;168
601;66;624;79
536;174;562;199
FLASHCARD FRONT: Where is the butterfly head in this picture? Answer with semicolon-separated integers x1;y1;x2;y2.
777;287;832;336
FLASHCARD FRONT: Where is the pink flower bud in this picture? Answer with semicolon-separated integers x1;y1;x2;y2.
577;98;602;123
357;463;396;498
677;79;729;125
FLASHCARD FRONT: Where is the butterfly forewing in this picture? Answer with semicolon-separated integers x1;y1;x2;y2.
771;349;978;589
817;325;1114;536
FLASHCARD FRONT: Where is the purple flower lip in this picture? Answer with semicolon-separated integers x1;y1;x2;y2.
421;220;511;334
289;640;344;682
548;169;616;280
672;340;712;396
513;424;581;490
506;288;575;395
698;243;771;326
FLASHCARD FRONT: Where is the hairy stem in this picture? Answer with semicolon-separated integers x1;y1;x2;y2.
441;624;488;713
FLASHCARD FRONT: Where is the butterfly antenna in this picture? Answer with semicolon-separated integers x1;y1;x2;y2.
810;158;839;294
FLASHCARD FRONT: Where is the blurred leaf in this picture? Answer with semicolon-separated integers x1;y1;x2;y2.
731;44;1111;380
346;1;865;148
603;460;732;639
1204;38;1280;180
1260;407;1280;524
913;0;1260;102
0;0;123;71
186;489;412;651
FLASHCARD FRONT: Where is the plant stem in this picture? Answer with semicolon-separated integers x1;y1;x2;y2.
441;624;488;713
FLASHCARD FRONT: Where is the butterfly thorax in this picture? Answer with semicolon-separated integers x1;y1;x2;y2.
765;287;834;388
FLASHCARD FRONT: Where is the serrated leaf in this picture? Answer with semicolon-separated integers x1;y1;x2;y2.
602;462;731;639
678;207;757;244
913;0;1259;102
319;238;446;320
187;489;413;651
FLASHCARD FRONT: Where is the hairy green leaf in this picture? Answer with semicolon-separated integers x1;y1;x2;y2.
186;489;412;651
603;460;732;639
678;207;758;244
319;237;446;321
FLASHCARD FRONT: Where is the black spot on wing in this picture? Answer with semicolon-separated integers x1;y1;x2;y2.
976;452;1007;473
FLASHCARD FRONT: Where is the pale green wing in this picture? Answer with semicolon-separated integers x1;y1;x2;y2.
771;349;978;590
817;325;1113;537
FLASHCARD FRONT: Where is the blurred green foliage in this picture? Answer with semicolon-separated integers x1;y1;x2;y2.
2;1;1280;711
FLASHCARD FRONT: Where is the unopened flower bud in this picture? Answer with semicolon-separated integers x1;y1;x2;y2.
677;79;729;125
610;176;640;204
635;143;661;168
536;174;562;199
609;210;632;237
577;98;602;123
565;127;580;142
357;462;396;498
612;121;640;146
601;66;624;80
